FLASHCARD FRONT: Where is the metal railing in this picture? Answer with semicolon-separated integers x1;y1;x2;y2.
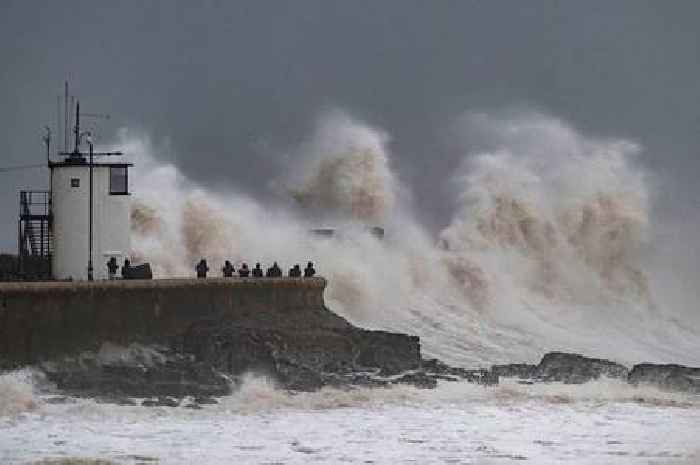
19;190;51;218
18;190;52;279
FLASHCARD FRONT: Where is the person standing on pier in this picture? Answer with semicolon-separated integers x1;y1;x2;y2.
106;257;118;280
196;259;209;278
304;261;316;277
222;260;235;277
238;262;250;277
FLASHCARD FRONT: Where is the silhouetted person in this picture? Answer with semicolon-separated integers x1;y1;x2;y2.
106;257;118;280
267;261;282;277
238;262;250;277
252;262;263;277
289;264;302;277
222;260;235;277
121;259;131;279
196;259;209;278
304;261;316;277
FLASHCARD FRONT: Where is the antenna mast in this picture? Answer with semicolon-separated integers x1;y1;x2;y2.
43;127;51;165
73;100;80;154
64;81;69;153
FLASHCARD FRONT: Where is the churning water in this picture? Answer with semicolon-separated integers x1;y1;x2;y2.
1;370;699;464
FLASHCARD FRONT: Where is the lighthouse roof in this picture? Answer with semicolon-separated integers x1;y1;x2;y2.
49;159;133;169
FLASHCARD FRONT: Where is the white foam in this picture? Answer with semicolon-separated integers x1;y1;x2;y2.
0;369;42;417
2;377;699;464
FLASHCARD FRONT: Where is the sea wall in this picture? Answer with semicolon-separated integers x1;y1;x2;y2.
0;277;342;370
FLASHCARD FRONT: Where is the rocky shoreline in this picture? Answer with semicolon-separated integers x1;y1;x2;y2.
33;326;700;408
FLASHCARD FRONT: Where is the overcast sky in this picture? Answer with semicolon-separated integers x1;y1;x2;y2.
1;0;699;252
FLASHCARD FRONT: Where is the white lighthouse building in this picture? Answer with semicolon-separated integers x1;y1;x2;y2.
17;92;132;281
50;155;131;280
49;99;131;281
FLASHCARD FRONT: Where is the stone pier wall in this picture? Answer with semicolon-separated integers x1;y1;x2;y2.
0;277;339;369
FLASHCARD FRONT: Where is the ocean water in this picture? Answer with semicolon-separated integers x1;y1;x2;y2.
1;372;699;464
2;111;699;463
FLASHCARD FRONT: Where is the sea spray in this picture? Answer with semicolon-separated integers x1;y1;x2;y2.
0;369;42;417
120;111;700;367
288;110;398;224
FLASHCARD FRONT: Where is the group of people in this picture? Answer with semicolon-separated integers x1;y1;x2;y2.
196;259;316;279
106;257;153;280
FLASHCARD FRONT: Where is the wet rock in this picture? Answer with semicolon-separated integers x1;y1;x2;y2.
534;352;628;383
491;353;628;384
94;396;137;406
34;308;426;398
392;372;438;389
41;348;231;400
422;358;496;385
142;396;179;407
490;363;537;380
628;363;700;393
323;373;389;389
44;396;75;405
182;323;421;392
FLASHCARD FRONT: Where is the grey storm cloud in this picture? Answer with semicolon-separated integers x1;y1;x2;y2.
1;0;699;250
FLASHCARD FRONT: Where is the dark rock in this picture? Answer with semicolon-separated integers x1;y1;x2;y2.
156;396;180;407
35;308;427;399
194;396;218;405
534;352;628;383
41;347;231;400
94;395;137;406
355;332;421;376
628;363;700;393
422;358;495;385
182;323;421;392
322;373;389;389
142;396;179;407
392;372;438;389
44;396;75;405
490;353;628;384
491;364;537;380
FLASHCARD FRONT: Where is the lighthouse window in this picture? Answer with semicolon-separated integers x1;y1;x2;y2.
70;178;80;188
109;167;128;195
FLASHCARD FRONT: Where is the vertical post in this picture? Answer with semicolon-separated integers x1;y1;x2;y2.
64;81;69;153
57;96;61;158
44;127;50;165
74;101;80;155
40;217;45;259
88;141;94;281
17;219;22;276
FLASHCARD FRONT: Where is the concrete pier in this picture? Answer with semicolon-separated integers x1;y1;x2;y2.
0;277;337;369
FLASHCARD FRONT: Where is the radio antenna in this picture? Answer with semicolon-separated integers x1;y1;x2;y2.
64;81;69;153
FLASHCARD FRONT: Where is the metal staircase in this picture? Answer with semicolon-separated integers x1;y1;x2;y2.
18;190;52;279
